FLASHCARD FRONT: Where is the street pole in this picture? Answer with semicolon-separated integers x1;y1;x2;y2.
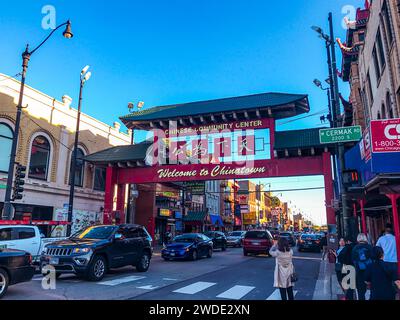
1;48;29;220
67;67;91;236
1;21;73;220
328;12;350;239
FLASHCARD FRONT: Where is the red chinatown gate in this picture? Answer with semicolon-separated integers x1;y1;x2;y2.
86;92;336;235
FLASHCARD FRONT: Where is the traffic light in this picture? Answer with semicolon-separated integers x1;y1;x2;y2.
343;169;360;187
12;163;26;201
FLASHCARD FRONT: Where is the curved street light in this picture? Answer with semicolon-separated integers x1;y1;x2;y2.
2;21;73;219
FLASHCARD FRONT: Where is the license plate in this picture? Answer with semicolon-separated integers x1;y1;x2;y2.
49;257;59;265
170;252;175;256
0;244;7;249
252;242;260;245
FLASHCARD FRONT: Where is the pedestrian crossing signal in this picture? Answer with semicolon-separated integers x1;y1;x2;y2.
343;170;360;187
12;163;26;201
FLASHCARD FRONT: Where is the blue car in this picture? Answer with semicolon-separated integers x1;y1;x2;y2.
161;233;213;261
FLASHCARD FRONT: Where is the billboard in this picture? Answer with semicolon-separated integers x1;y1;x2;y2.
370;119;400;153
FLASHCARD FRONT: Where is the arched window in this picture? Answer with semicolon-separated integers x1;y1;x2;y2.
29;135;51;180
70;148;85;187
0;123;13;172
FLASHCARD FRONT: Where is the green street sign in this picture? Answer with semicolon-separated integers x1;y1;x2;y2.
319;126;362;144
0;184;6;189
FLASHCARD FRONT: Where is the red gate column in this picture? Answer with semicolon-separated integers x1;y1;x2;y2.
359;199;367;234
104;166;117;224
387;194;400;274
116;184;126;224
322;152;335;225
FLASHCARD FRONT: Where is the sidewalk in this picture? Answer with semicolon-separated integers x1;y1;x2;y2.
312;258;343;300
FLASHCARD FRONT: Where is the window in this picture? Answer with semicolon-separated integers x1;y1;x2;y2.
0;228;12;241
358;32;365;42
70;148;85;187
382;1;394;45
372;46;381;79
367;72;374;104
0;123;13;172
94;167;106;191
381;104;387;119
16;227;35;240
29;135;51;180
387;92;394;118
376;28;386;68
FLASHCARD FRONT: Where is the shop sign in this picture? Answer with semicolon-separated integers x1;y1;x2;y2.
159;209;172;217
184;181;205;195
370;119;400;153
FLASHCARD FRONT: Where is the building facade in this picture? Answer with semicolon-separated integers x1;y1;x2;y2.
0;73;131;235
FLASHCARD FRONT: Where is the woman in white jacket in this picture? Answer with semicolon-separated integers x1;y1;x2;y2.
269;237;295;300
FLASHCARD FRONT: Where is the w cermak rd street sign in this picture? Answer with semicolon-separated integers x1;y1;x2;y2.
319;126;362;144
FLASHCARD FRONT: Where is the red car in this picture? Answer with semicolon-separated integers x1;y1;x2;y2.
243;230;274;256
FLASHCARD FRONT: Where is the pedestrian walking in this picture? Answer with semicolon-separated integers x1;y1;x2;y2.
376;224;398;276
351;233;373;300
269;237;296;300
364;246;400;300
321;233;328;260
338;237;356;300
330;238;346;292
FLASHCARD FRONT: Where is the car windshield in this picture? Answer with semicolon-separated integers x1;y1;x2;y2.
204;232;214;237
301;234;318;240
71;226;116;240
245;231;269;239
228;232;243;237
173;234;197;243
280;233;292;237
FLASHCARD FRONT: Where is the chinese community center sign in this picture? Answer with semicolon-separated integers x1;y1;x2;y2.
370;118;400;153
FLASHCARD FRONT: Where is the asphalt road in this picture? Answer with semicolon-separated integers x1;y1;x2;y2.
3;247;322;300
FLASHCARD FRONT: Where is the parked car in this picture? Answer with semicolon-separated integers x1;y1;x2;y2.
279;232;296;246
226;231;246;247
298;234;322;252
40;224;153;281
161;233;213;261
243;230;274;256
0;225;65;264
0;248;35;299
204;231;227;251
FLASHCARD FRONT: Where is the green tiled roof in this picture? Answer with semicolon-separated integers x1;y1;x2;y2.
274;128;328;150
183;211;207;222
84;141;152;164
120;92;309;123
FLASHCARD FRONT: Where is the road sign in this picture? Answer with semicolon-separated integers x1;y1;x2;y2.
319;126;362;144
370;118;400;153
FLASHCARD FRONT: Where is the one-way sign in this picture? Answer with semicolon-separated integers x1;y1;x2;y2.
319;126;362;144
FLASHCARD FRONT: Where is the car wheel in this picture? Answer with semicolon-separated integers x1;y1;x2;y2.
191;250;198;261
136;253;151;272
207;248;213;258
0;269;9;299
87;255;107;281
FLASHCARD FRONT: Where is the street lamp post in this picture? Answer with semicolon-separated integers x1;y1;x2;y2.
2;21;73;220
67;66;92;236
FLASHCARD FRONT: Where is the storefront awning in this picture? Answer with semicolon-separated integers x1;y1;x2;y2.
209;214;224;227
183;211;207;225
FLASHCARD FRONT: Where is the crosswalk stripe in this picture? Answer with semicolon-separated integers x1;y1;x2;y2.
266;289;298;300
137;285;159;290
173;281;217;294
216;285;255;300
98;275;146;286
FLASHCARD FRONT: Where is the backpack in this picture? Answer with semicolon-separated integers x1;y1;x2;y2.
355;246;372;271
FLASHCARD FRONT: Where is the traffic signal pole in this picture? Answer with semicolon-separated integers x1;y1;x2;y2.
328;12;350;239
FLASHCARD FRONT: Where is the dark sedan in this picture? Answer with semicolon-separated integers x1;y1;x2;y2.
204;231;227;251
0;248;35;299
298;234;322;252
279;232;296;246
161;233;213;261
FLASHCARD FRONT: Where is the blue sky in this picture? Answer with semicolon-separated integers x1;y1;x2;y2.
0;0;363;225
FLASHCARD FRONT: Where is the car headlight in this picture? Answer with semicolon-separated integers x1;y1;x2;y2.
73;248;91;254
42;247;48;254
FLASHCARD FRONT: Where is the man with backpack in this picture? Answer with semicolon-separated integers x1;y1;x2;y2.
351;233;373;300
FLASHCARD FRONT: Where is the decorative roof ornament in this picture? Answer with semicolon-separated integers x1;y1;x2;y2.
344;17;356;30
336;38;361;56
364;0;370;10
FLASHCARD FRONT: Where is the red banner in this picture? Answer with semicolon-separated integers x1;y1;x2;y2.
370;119;400;153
